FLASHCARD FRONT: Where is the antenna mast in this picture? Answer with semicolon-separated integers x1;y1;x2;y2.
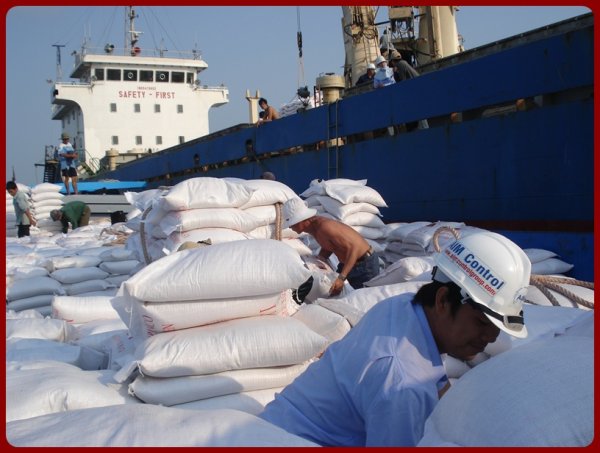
126;6;142;56
52;44;65;82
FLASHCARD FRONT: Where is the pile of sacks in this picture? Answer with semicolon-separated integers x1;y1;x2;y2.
299;178;390;255
6;229;141;316
5;183;65;236
112;239;330;413
123;177;308;263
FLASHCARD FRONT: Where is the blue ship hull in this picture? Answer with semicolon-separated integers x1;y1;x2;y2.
96;14;594;281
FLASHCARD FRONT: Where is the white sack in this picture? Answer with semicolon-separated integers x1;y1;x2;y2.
50;266;109;284
418;335;593;447
173;387;283;415
159;177;254;211
117;290;296;339
99;259;140;275
6;367;137;422
7;294;55;312
130;362;310;406
6;338;106;370
49;255;102;270
316;280;428;326
52;295;121;323
64;279;115;296
6;318;77;342
324;184;387;207
158;207;263;235
6;405;319;447
364;256;434;287
123;239;312;302
131;316;327;378
6;276;65;301
292;303;351;344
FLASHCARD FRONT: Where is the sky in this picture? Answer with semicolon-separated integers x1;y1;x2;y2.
3;4;592;186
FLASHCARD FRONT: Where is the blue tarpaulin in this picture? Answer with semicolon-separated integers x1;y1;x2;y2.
56;181;147;194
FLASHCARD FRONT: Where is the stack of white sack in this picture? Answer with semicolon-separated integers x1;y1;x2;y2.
30;183;64;233
419;316;593;447
6;188;18;237
278;94;315;117
228;178;309;255
524;247;575;275
113;239;328;415
6;223;141;315
5;308;139;424
384;220;486;263
300;178;389;255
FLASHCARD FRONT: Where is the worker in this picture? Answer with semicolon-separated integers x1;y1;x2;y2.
257;98;280;126
260;231;531;446
355;63;376;86
373;55;395;88
57;132;79;195
6;181;36;237
281;198;379;296
50;200;91;233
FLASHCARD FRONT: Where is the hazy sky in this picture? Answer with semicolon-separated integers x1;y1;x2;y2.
4;5;591;186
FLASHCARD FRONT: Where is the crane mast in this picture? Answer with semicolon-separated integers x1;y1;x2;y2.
341;6;462;87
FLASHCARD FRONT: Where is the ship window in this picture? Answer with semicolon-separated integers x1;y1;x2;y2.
124;69;138;81
177;104;183;113
107;69;121;81
154;104;161;113
136;136;143;145
186;73;194;84
140;70;153;82
156;71;169;83
179;136;185;144
110;103;117;112
134;104;141;113
172;72;184;83
94;68;105;81
111;136;119;145
156;136;163;145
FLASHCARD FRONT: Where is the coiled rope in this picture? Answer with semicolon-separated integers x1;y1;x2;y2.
431;226;594;310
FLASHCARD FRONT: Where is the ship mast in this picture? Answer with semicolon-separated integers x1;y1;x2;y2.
126;6;142;56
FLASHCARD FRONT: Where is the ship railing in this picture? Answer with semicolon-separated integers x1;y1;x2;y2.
77;46;203;61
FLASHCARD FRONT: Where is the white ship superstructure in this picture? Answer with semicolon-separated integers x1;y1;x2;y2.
50;7;229;174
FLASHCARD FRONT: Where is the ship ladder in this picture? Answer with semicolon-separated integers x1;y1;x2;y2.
326;100;341;179
43;161;60;183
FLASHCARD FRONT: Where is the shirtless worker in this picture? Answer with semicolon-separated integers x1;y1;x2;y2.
257;97;280;126
282;197;379;296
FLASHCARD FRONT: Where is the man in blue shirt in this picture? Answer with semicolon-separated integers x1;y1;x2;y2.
260;231;531;446
57;132;79;195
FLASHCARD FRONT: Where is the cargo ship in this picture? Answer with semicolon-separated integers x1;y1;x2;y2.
43;7;594;281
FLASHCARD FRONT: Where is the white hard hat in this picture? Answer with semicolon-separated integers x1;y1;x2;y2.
367;63;376;70
374;56;387;66
432;231;531;338
282;198;317;229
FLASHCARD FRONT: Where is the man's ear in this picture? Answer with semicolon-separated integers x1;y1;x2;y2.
434;285;451;315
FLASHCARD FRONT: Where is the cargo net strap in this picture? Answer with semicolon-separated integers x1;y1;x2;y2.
139;205;153;265
528;274;594;310
274;202;283;241
432;226;461;253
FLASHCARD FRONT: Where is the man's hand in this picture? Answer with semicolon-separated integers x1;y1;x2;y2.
329;277;344;296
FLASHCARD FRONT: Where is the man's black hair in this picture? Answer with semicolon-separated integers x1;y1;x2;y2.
6;181;17;191
259;97;268;104
413;280;463;317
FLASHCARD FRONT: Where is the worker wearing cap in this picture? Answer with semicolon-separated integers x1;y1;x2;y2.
260;231;531;446
50;200;91;233
355;63;377;86
57;132;79;195
373;55;395;88
281;198;379;296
